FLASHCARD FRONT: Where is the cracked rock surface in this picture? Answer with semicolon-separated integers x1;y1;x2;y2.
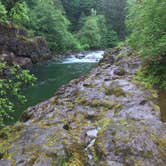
0;47;166;166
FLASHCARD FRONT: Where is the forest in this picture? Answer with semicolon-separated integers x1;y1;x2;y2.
0;0;127;52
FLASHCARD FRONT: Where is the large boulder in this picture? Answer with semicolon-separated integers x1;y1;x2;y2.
0;23;52;65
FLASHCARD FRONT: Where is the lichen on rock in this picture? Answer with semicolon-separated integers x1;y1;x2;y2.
0;47;165;166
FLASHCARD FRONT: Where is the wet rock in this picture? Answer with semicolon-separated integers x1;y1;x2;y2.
0;47;165;166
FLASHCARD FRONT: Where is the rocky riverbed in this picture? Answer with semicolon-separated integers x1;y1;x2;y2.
0;47;166;166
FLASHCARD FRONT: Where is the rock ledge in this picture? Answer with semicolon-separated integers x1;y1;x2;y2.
0;47;166;166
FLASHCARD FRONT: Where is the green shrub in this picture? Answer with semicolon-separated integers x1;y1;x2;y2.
126;0;166;57
0;1;7;23
0;63;36;127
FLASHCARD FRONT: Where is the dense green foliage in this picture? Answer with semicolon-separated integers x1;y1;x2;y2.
0;0;127;52
127;0;166;89
127;0;166;57
10;1;29;25
96;0;127;40
78;10;118;49
0;1;7;22
78;12;102;49
28;0;81;52
0;63;36;127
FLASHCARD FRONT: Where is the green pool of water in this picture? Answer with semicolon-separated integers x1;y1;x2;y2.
9;61;97;124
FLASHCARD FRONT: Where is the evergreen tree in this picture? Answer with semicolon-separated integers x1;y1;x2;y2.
78;9;118;49
29;0;81;52
96;0;127;40
10;1;29;26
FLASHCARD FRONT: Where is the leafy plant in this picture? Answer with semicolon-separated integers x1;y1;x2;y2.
28;0;81;52
9;1;29;26
77;10;118;49
0;62;36;127
0;1;7;22
126;0;166;57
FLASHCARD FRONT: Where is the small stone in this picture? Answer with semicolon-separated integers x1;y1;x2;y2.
87;129;98;138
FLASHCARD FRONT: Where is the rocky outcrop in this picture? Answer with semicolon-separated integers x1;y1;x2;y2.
0;24;52;66
0;47;166;166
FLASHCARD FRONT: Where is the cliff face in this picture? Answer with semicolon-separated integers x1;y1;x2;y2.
0;47;166;166
0;24;52;66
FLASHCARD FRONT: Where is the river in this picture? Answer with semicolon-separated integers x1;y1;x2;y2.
9;51;104;124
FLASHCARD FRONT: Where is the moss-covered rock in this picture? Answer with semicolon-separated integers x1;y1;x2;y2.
0;47;165;166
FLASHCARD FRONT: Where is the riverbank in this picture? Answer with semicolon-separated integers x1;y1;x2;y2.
0;23;52;66
0;47;166;165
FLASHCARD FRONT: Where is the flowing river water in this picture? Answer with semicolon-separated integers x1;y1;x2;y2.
9;51;166;124
9;51;104;124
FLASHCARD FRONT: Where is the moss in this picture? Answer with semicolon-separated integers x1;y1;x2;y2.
76;97;88;105
0;125;22;161
65;141;86;166
97;118;113;132
66;102;74;109
89;145;99;163
103;83;126;97
68;152;84;166
59;159;68;166
134;161;143;166
150;133;166;159
157;137;166;156
142;151;153;158
113;88;126;97
83;83;94;88
116;52;128;61
46;134;58;147
90;99;115;109
89;99;122;111
152;104;160;112
133;68;160;97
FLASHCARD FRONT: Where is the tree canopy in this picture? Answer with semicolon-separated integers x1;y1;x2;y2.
0;0;127;52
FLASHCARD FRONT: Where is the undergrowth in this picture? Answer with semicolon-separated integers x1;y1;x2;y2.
134;61;166;90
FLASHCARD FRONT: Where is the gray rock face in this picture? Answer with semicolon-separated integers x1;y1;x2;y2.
0;23;52;65
0;47;165;166
0;52;32;66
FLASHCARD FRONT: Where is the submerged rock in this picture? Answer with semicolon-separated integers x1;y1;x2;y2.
0;47;165;166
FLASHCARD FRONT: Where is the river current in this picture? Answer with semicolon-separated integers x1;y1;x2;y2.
10;51;104;123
